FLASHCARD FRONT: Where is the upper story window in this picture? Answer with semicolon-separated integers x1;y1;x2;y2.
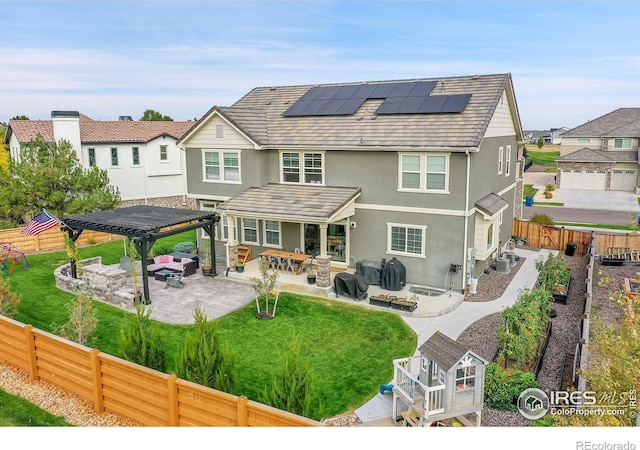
577;138;591;144
613;138;632;149
111;147;119;166
399;153;449;192
505;145;511;177
132;147;140;165
387;223;426;258
203;150;241;183
160;145;168;161
498;146;504;175
88;148;96;167
280;151;324;185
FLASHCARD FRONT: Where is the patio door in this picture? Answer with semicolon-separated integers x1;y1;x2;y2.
304;224;320;256
327;222;347;263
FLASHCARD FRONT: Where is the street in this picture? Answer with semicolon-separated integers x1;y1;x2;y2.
521;205;638;227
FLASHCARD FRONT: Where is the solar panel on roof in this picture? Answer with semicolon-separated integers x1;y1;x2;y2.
389;82;417;97
370;83;396;98
417;96;448;113
335;85;360;99
408;81;437;97
282;80;471;117
395;96;428;114
440;94;472;113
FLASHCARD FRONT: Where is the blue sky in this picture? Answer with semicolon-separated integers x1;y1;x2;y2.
1;0;638;130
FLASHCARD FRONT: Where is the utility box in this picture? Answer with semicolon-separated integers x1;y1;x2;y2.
565;242;577;257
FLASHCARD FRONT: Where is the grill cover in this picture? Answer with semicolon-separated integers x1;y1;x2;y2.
355;259;383;285
381;257;406;291
334;272;369;300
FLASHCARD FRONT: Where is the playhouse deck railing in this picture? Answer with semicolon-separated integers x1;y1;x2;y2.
393;357;445;416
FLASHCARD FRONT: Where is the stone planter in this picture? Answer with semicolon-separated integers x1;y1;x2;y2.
390;298;418;312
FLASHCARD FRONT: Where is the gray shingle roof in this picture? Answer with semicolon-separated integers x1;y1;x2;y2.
183;73;517;149
418;331;469;370
217;184;361;222
475;193;509;216
556;148;638;163
561;108;640;138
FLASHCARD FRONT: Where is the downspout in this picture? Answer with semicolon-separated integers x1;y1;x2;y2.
462;149;471;293
179;145;188;207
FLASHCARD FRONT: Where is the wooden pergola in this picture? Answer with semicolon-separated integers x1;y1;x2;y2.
61;205;220;303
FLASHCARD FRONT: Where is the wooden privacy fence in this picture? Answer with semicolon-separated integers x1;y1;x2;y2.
0;226;119;254
512;219;640;257
0;315;320;427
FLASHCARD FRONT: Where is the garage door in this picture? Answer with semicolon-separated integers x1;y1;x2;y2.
610;170;636;192
560;169;606;190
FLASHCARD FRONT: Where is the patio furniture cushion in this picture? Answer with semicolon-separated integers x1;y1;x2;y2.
159;255;171;263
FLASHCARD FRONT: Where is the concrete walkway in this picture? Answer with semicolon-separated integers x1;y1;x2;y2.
353;247;555;425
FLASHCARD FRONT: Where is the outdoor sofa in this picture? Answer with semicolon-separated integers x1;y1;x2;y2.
146;255;197;276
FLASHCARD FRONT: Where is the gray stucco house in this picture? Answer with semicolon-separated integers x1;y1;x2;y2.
177;73;524;293
557;108;640;192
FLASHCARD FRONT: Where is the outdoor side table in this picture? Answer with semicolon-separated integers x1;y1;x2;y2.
154;269;178;282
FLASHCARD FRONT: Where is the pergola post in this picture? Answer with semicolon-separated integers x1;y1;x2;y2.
133;238;155;305
64;227;84;279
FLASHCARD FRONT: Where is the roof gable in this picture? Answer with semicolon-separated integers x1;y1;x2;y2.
418;331;487;370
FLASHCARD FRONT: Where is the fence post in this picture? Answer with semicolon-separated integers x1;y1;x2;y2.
90;349;104;413
167;374;179;426
237;395;248;427
24;325;38;380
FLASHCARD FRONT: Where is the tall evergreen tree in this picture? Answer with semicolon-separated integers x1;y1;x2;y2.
118;303;166;372
175;305;236;393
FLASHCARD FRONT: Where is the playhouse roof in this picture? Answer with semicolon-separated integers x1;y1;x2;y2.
418;331;484;370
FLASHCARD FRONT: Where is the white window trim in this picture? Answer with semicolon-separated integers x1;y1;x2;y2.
241;218;259;245
159;145;168;162
221;215;238;242
397;153;450;194
577;138;591;144
111;147;119;167
131;146;141;167
613;138;632;150
505;145;511;177
202;149;242;184
279;150;325;185
88;148;96;167
262;220;282;248
386;222;427;258
498;146;504;175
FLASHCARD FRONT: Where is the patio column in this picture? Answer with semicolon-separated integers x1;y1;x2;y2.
319;223;328;257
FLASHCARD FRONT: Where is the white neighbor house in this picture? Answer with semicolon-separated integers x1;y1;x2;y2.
5;111;195;207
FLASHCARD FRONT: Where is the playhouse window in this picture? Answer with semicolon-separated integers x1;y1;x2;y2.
455;366;475;391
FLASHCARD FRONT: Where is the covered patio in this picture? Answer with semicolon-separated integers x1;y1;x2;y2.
61;205;220;303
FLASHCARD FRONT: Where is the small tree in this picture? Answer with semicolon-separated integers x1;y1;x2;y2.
54;289;98;347
250;258;279;318
175;305;236;393
260;335;313;418
536;136;544;150
139;109;173;121
0;276;21;318
118;302;166;372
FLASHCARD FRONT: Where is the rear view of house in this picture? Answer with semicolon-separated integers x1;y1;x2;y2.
178;73;524;293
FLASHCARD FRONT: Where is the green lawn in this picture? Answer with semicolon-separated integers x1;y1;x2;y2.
0;389;72;426
524;184;538;198
526;150;559;167
6;232;416;420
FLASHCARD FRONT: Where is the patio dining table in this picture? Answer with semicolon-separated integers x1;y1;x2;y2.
259;249;311;275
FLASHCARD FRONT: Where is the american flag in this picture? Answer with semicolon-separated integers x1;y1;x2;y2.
22;209;60;235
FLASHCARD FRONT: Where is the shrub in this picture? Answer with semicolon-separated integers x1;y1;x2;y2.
154;243;173;256
173;241;195;253
0;276;21;318
484;363;537;411
544;183;555;192
118;303;166;372
544;191;553;199
175;305;236;393
53;289;98;347
529;213;554;225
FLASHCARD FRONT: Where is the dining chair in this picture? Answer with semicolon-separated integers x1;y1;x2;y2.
276;256;287;272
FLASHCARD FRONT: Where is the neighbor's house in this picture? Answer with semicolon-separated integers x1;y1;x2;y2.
4;111;195;207
177;73;525;292
557;108;640;193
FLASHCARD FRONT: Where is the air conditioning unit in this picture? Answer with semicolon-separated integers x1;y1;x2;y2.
505;251;517;267
496;258;510;274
